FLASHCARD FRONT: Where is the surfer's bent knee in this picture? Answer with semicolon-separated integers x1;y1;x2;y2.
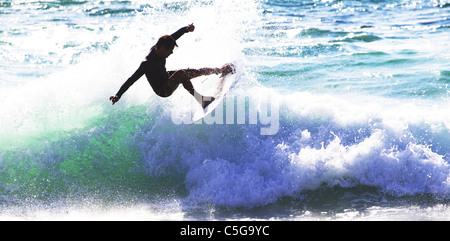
171;70;191;83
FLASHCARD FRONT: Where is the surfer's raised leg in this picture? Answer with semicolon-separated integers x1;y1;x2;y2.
170;64;235;109
185;63;235;78
169;70;215;108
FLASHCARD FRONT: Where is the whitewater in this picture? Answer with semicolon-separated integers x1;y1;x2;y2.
0;0;449;220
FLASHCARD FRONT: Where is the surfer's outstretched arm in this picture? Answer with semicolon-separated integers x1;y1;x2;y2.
171;23;195;41
110;61;146;105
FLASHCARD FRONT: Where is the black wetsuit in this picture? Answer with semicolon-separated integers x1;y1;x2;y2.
115;26;190;98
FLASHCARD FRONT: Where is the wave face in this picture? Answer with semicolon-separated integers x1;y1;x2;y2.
1;0;450;220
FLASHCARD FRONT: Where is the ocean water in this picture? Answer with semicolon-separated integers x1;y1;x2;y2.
0;0;449;221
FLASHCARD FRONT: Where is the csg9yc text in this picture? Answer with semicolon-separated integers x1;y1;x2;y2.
224;226;269;236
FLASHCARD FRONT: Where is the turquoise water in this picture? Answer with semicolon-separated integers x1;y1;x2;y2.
1;0;450;220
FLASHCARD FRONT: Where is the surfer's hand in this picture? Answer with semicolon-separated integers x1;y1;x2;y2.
109;95;120;105
187;23;195;32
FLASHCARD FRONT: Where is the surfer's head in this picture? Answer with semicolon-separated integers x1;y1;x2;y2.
155;35;177;58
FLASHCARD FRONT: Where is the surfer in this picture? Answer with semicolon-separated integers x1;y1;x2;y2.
109;23;234;109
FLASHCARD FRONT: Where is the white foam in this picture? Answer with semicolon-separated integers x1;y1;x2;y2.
0;201;185;221
138;86;450;207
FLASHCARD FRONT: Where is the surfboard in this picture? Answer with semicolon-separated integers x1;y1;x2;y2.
191;73;237;123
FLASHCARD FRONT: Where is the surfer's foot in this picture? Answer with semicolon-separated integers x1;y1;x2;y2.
220;63;235;77
202;96;215;109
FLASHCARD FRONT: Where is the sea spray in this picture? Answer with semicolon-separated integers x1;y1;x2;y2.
170;87;280;135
